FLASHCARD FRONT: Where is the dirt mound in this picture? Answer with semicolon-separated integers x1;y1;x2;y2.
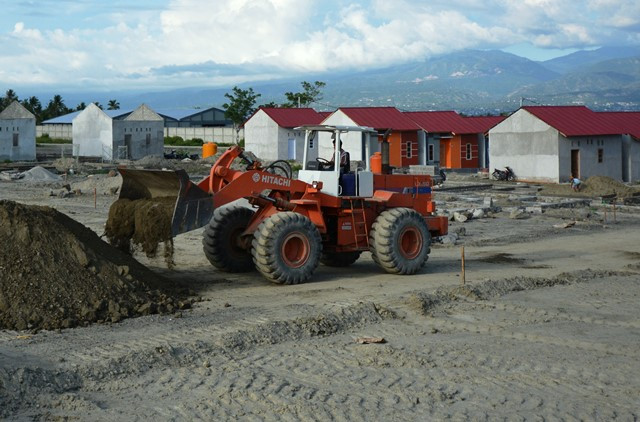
540;175;640;199
0;200;191;331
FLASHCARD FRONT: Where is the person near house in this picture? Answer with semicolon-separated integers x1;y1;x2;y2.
570;175;582;192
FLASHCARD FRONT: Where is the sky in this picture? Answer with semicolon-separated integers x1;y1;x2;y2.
1;0;639;93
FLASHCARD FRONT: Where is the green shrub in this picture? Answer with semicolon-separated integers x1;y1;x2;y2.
36;134;71;144
164;136;204;147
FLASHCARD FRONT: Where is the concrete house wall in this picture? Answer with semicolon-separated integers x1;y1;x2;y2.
622;135;640;182
73;103;164;160
244;109;284;161
115;105;165;160
490;108;624;183
0;101;36;161
72;104;113;159
321;111;379;165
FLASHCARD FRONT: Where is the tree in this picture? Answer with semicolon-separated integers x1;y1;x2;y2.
76;102;87;111
283;81;326;108
1;89;19;110
223;86;261;144
21;96;42;123
42;95;71;121
107;99;120;110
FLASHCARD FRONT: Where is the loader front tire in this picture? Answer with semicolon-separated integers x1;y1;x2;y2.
203;206;255;272
369;208;431;275
252;212;322;285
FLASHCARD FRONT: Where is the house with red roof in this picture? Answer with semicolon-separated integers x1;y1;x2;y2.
405;111;504;170
322;107;421;168
488;106;629;183
244;107;326;162
599;111;640;182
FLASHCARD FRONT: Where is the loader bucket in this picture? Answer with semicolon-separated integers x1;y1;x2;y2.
118;168;214;236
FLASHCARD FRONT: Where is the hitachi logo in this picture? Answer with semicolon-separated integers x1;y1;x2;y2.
261;174;291;187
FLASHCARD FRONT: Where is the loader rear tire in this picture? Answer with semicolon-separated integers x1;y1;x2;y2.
369;208;431;275
252;212;322;285
320;251;361;267
203;206;255;272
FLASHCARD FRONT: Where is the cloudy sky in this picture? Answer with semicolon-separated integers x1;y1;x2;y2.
1;0;639;92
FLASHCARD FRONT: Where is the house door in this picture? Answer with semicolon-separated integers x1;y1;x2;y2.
124;134;132;159
571;149;580;178
440;139;452;168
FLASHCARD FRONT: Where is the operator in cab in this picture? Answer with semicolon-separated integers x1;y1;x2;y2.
328;133;349;173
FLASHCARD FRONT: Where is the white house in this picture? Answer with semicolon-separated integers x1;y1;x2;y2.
0;101;36;161
489;106;625;183
72;103;164;160
243;108;326;162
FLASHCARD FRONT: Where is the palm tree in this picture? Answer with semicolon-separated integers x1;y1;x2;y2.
107;99;120;110
1;89;19;110
22;96;42;122
76;102;87;111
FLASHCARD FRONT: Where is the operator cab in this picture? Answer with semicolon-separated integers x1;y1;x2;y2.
295;125;376;198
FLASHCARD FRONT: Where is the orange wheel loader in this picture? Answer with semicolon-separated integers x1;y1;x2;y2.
112;125;448;284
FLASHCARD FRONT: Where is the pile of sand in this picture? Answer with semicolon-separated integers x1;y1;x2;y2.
19;166;61;182
540;175;640;199
0;200;191;331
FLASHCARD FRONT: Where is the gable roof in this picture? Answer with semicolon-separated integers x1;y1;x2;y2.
337;107;420;131
0;101;35;120
405;111;505;134
521;106;620;137
598;111;640;139
125;104;163;121
258;107;326;128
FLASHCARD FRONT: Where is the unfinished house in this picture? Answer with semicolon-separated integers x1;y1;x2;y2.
405;111;504;170
488;106;623;183
72;103;164;160
0;101;36;161
243;108;326;162
322;107;421;168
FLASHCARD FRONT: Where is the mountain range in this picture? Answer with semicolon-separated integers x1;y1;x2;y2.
44;46;640;114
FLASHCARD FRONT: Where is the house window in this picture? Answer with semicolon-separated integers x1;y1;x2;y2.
406;141;412;158
428;144;434;162
598;148;603;163
146;133;151;146
13;133;19;147
466;143;472;160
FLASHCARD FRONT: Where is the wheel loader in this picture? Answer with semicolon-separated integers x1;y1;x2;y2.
108;125;448;284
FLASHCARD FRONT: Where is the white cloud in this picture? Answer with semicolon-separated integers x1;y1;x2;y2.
0;0;639;90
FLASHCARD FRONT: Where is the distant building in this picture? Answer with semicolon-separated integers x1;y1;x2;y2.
72;103;164;160
243;108;326;162
489;106;626;183
0;101;36;161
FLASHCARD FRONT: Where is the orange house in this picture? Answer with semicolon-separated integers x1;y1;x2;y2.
406;112;505;170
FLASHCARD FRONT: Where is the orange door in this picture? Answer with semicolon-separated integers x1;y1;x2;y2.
440;139;452;168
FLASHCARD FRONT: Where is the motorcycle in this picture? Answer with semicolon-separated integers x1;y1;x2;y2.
164;149;199;160
492;166;516;181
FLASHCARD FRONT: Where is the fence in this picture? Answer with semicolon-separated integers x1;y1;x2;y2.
37;125;243;144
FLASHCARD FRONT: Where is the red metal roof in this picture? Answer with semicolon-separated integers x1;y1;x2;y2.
405;111;505;134
338;107;421;131
259;107;325;128
521;106;620;137
598;111;640;139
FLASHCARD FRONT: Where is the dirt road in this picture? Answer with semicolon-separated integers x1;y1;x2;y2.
1;177;639;420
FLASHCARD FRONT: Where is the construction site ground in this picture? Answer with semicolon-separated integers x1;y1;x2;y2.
1;163;640;420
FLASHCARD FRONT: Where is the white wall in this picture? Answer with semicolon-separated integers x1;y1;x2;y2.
321;111;370;164
560;135;622;181
72;104;113;159
489;109;560;182
113;120;164;160
0;118;36;161
244;110;281;161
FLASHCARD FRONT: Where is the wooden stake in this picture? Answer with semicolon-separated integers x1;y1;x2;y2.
613;201;617;222
461;246;466;285
604;209;607;222
94;187;97;209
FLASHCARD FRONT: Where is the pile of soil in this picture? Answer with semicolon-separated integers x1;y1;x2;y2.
0;200;191;331
539;175;640;199
105;197;176;267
